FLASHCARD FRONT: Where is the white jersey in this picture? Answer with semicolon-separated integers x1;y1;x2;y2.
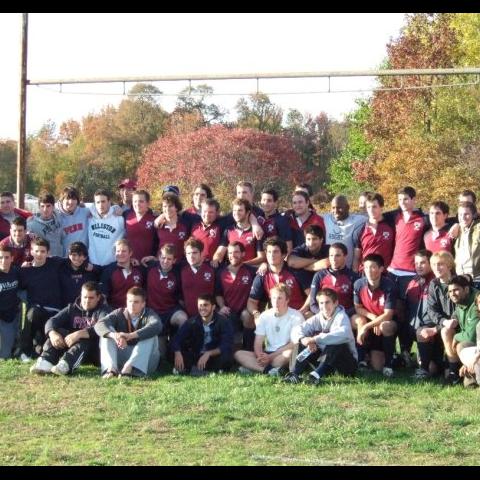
255;307;303;352
87;207;125;266
323;213;367;268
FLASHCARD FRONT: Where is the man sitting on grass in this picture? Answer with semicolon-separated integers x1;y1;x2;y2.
235;283;303;377
284;288;357;385
30;281;110;376
95;286;162;378
172;294;234;376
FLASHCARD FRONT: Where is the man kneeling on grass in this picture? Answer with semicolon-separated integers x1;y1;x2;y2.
30;281;111;375
284;288;357;385
172;294;234;376
235;283;304;376
94;286;162;378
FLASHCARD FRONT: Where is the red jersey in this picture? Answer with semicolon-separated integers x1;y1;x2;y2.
356;220;395;270
288;212;325;248
146;266;181;314
423;227;453;254
156;219;190;262
101;263;144;309
220;225;262;262
389;211;426;272
191;221;223;262
181;263;216;316
216;264;256;313
250;264;306;310
124;210;157;261
0;234;33;266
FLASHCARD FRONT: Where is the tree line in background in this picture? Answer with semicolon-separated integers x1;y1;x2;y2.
1;13;479;211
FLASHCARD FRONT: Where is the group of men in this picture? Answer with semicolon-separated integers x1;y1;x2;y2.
0;179;479;388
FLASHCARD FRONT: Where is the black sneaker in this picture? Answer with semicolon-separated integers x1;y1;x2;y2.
307;371;322;385
283;372;301;384
444;371;462;386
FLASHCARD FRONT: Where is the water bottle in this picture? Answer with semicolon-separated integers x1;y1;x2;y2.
296;346;313;362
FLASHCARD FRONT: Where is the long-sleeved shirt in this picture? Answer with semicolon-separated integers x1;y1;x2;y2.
295;305;357;359
94;306;162;343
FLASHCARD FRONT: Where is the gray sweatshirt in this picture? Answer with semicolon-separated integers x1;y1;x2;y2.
27;212;64;257
94;307;163;342
55;202;90;256
296;305;357;359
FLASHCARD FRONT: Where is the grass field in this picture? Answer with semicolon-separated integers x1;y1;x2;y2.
0;360;479;466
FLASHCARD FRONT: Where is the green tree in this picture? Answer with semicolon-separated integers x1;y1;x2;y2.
176;84;226;126
235;93;283;134
0;140;17;192
327;100;374;196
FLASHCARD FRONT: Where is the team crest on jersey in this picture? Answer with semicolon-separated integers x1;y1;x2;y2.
145;221;153;230
382;231;390;239
209;229;217;238
167;280;175;289
285;279;294;288
267;224;274;233
246;236;254;244
379;295;385;306
440;238;448;247
204;272;212;281
413;222;422;231
340;283;350;293
241;275;250;284
133;275;141;283
178;231;186;239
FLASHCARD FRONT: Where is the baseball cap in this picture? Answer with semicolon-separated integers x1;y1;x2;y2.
118;178;137;189
163;185;180;196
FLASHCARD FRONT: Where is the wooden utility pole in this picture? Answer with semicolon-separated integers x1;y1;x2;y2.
17;13;28;209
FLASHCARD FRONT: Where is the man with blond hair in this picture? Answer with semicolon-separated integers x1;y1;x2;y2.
235;283;304;376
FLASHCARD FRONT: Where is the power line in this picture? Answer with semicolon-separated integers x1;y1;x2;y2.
32;77;480;98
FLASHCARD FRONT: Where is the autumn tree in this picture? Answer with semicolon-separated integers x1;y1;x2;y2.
175;84;226;126
235;93;283;134
0;140;17;192
137;125;308;211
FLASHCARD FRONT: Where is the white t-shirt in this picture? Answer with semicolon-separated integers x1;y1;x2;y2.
255;307;304;352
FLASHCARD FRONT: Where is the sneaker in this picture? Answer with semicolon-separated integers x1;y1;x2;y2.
20;353;33;363
412;368;430;380
307;370;321;385
30;357;54;374
283;372;301;384
51;359;70;376
382;367;394;378
267;367;282;377
190;366;209;377
463;372;478;389
401;350;416;369
358;360;369;371
444;371;461;386
238;366;254;375
172;367;180;375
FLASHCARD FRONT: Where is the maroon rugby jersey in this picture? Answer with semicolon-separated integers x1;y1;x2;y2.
389;211;426;272
181;263;215;316
124;210;157;261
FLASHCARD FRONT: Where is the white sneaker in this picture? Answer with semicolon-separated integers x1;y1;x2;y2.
20;353;33;363
30;357;54;374
172;368;180;375
382;366;394;378
268;367;281;377
238;366;254;375
51;359;70;376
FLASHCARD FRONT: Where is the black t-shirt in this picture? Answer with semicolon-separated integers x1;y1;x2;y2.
0;266;20;322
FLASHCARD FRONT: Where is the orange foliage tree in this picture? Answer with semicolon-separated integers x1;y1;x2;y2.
137;125;309;211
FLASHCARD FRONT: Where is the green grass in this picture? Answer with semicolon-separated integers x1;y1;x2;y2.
1;360;479;465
